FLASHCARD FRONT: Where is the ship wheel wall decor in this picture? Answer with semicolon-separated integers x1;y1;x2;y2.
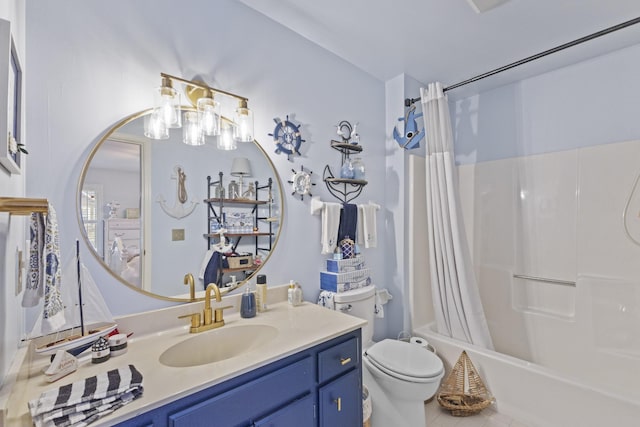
288;165;316;201
269;115;305;159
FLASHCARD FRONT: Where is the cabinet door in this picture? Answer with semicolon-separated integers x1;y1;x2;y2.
318;369;362;427
254;394;315;427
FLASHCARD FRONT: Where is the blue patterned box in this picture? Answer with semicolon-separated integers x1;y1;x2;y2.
326;255;366;273
320;268;371;293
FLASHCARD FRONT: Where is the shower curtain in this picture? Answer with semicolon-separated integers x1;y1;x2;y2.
420;83;493;349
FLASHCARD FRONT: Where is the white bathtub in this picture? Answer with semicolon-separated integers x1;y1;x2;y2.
413;323;639;427
407;153;640;427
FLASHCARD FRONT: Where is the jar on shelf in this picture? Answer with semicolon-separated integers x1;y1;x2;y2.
214;183;225;199
340;158;355;179
351;157;365;180
228;180;240;199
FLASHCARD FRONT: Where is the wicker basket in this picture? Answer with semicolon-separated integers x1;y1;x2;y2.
436;351;494;417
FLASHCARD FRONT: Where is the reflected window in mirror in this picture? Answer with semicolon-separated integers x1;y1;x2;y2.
81;184;103;252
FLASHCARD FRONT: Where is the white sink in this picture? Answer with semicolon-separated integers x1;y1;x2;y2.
159;324;278;368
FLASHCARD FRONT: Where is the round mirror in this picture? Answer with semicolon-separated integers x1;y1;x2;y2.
78;109;283;301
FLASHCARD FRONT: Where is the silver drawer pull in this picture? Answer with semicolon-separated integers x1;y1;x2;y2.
340;357;351;366
334;397;342;412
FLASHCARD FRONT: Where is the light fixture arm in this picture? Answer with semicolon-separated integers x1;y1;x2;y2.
160;72;248;104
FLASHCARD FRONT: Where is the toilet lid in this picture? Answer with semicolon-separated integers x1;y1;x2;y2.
365;339;443;379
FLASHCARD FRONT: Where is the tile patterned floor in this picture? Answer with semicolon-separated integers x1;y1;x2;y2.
425;399;531;427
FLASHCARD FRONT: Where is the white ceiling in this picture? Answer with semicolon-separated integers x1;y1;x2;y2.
238;0;640;97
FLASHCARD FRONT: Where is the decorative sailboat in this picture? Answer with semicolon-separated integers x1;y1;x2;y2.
30;241;117;356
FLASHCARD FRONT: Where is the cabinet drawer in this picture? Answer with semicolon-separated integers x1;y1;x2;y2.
168;356;313;427
318;337;359;383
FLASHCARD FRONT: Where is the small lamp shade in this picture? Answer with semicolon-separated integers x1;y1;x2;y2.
230;157;252;178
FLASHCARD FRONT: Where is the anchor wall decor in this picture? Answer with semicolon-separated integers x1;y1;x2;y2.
157;165;198;219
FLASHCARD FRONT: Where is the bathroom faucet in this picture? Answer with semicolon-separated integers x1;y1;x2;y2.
184;273;195;301
179;283;233;333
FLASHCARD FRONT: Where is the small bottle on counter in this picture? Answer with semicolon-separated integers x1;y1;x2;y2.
288;280;303;306
240;286;256;318
256;274;268;312
293;282;303;305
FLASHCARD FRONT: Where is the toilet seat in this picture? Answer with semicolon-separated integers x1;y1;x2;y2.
364;339;443;383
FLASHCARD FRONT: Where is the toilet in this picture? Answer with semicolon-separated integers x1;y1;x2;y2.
334;287;444;427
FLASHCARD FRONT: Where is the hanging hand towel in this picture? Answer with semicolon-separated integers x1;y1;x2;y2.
321;202;341;254
22;204;66;334
41;204;65;335
338;203;358;243
28;364;143;427
198;249;215;280
360;203;380;248
22;210;46;307
203;251;223;289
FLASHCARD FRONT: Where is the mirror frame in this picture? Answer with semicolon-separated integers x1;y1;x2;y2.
77;108;284;302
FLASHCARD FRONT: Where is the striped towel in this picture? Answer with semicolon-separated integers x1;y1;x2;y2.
28;365;143;427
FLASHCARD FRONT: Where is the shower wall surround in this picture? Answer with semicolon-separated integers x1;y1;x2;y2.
456;139;640;402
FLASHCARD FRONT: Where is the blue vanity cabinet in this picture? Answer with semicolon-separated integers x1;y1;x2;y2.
114;329;362;427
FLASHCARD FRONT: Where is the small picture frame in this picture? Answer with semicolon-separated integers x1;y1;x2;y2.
0;19;23;175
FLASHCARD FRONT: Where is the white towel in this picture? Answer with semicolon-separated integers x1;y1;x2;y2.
311;197;342;254
358;203;379;248
318;203;340;254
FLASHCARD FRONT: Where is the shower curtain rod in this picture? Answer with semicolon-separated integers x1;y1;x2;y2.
404;16;640;106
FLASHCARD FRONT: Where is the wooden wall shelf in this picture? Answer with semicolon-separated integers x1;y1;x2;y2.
0;197;48;215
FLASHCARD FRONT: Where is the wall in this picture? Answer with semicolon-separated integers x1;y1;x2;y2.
24;0;387;331
451;42;640;164
0;0;25;387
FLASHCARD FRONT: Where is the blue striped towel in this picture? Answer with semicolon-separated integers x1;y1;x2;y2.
28;364;143;427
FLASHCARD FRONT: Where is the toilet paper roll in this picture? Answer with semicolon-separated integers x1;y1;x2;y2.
409;336;429;348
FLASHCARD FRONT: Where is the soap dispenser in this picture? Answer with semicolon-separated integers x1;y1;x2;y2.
240;287;256;318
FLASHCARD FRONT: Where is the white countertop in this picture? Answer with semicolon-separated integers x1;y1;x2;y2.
3;294;365;426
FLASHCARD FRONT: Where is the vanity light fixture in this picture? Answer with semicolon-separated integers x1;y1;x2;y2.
148;73;254;146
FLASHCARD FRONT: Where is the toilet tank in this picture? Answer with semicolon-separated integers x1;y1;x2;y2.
334;286;376;347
